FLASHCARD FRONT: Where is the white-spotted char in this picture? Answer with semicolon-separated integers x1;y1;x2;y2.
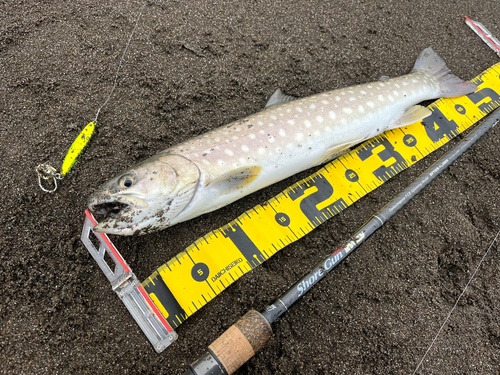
88;48;476;235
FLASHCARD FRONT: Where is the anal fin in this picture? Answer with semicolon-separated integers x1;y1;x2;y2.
389;105;432;129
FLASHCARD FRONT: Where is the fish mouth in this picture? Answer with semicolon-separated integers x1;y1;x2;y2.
87;194;149;228
90;201;130;221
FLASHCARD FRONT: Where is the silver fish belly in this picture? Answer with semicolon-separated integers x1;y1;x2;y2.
88;47;476;235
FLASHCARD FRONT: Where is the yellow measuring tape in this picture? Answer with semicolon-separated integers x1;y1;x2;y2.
142;63;500;329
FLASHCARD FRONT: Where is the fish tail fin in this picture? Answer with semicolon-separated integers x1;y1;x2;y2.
412;47;477;97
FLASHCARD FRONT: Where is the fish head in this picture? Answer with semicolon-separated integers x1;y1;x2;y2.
88;153;200;235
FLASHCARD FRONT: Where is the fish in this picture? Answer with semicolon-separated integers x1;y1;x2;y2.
88;47;477;235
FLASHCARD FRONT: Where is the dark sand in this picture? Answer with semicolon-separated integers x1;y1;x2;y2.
2;1;500;374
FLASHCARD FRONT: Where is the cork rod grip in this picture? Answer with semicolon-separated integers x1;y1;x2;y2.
208;310;273;375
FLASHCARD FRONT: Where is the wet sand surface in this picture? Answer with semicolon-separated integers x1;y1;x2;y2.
2;1;500;374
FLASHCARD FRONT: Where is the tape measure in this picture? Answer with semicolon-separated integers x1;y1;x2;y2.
142;63;500;329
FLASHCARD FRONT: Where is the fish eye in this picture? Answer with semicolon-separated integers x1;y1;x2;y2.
119;175;136;188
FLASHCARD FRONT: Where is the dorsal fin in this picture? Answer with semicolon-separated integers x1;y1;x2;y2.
265;88;298;108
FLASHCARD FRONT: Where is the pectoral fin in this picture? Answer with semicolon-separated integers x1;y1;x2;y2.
208;166;262;194
390;105;432;129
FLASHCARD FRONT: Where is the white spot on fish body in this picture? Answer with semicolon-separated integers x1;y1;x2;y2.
296;133;304;141
358;105;364;113
403;81;408;86
412;79;418;83
279;129;286;137
316;115;324;123
395;84;401;88
304;120;312;128
268;136;275;143
279;113;284;117
296;107;303;113
322;100;329;104
259;130;265;135
286;108;291;113
367;85;373;88
241;145;249;152
217;160;225;166
249;134;256;139
225;149;234;156
310;104;316;109
349;97;356;101
258;121;263;126
343;108;353;114
335;96;341;101
367;101;375;108
269;123;275;127
258;147;266;155
287;120;295;125
341;118;347;125
239;157;246;164
388;95;394;102
393;90;399;96
360;90;367;95
329;111;336;120
379;82;385;87
202;159;210;165
271;115;277;120
232;135;239;140
378;95;384;102
215;137;221;142
314;130;321;136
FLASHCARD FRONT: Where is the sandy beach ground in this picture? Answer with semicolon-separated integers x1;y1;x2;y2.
2;0;500;374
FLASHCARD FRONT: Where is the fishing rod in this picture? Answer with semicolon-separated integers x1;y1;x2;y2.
182;107;500;375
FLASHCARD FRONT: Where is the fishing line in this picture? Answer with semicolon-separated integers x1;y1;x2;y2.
36;0;149;193
94;0;148;123
412;228;500;375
